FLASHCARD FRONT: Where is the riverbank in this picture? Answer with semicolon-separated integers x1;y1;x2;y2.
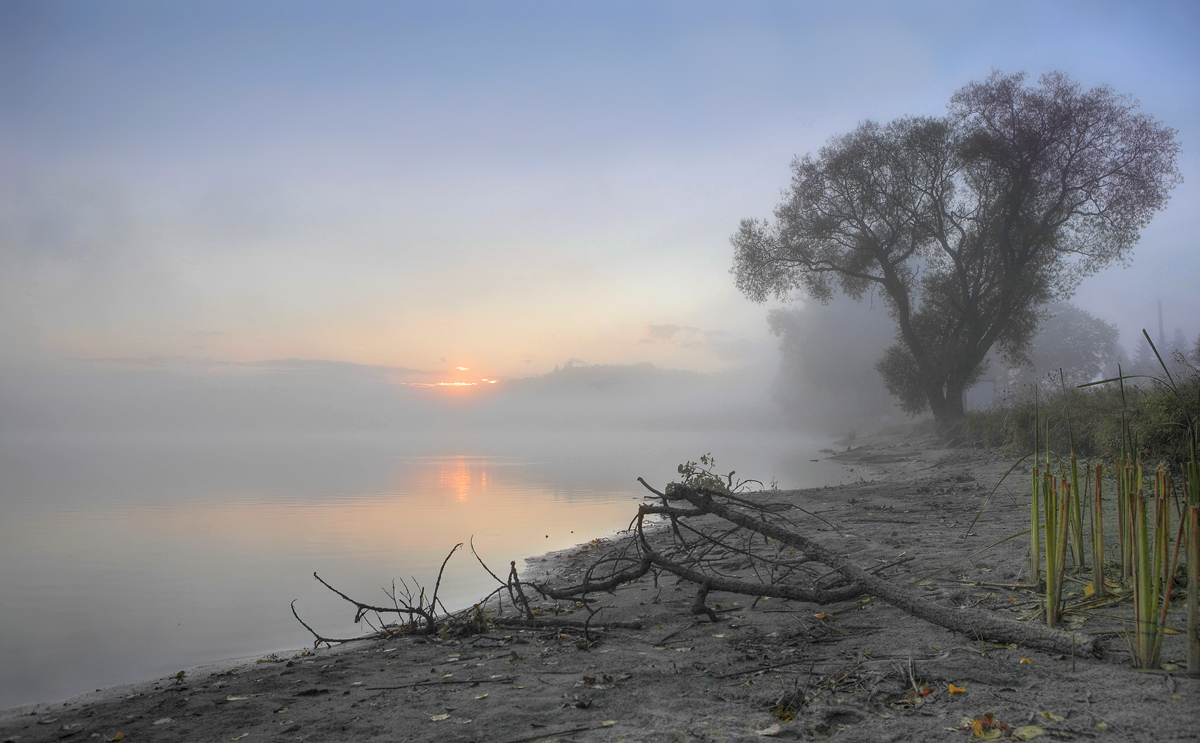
3;428;1195;742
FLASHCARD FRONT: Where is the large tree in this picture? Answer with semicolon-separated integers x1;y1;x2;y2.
732;71;1181;424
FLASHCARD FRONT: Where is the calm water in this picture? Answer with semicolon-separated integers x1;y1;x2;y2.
0;430;849;709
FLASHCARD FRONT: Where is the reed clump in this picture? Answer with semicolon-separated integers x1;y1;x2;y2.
1016;332;1198;671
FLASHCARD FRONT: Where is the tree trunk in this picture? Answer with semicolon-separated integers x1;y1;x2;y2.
925;383;951;424
945;379;966;419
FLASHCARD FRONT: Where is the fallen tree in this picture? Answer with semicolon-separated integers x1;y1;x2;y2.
295;478;1097;657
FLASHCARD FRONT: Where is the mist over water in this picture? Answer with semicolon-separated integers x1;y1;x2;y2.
0;426;851;710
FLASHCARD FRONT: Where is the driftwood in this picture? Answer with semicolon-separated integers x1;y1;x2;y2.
293;477;1097;658
649;483;1097;657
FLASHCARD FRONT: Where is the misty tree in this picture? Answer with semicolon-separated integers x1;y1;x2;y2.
1131;331;1159;377
1001;302;1118;390
731;71;1181;425
767;294;896;430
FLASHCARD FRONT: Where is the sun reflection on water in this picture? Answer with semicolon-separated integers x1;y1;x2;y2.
436;457;484;501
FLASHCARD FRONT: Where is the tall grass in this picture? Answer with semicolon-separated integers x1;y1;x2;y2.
1007;331;1198;669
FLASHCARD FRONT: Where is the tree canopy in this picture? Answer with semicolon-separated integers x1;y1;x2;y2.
732;71;1181;424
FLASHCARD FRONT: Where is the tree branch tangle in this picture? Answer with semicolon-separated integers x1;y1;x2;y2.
296;478;1096;658
732;71;1180;425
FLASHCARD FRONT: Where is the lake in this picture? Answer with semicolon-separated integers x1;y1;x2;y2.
0;430;851;709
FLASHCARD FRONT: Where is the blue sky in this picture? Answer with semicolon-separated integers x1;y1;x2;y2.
2;0;1198;382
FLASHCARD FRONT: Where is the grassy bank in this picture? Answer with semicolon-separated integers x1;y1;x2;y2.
966;370;1199;462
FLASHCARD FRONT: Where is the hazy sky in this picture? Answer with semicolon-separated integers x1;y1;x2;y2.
3;0;1198;384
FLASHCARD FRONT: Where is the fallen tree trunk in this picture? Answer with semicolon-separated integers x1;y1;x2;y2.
661;483;1098;657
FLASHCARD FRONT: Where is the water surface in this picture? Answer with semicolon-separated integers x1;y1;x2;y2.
0;430;849;709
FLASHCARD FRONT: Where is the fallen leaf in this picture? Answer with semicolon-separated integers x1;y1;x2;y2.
813;612;827;619
104;734;124;742
713;634;730;638
970;712;1004;740
430;713;450;721
231;735;249;741
1011;725;1045;740
1038;711;1064;722
475;694;488;700
153;717;172;725
1084;582;1095;597
1019;658;1032;665
948;683;967;694
225;695;248;701
442;674;452;679
756;723;782;737
599;720;617;728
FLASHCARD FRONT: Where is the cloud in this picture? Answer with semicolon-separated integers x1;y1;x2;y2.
72;355;435;383
647;324;683;340
641;324;756;363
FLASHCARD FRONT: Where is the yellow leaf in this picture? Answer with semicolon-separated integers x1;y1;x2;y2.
225;695;248;701
948;683;967;694
599;721;617;728
1083;582;1095;597
231;736;249;742
475;694;488;700
1019;658;1032;664
430;713;450;721
1011;725;1045;740
104;735;124;742
813;612;827;619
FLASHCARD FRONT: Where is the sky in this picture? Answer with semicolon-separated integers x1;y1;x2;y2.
2;0;1199;391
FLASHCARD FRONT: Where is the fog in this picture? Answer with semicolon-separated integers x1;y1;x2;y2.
0;359;785;444
2;1;1198;438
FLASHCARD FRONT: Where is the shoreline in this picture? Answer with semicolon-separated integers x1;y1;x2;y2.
3;428;1195;742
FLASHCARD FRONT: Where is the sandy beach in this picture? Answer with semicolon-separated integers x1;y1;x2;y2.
3;430;1196;743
